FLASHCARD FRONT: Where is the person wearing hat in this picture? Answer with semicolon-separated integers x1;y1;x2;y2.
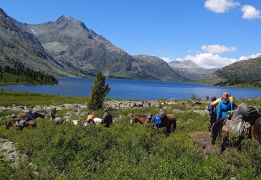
211;93;234;109
216;92;234;120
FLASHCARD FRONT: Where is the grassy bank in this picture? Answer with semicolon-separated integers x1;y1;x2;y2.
0;91;89;106
0;92;261;179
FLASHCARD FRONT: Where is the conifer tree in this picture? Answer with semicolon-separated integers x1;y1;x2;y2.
88;72;110;110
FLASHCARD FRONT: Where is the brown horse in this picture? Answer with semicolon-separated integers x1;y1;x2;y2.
211;118;252;154
5;120;37;130
252;117;261;144
24;120;37;129
131;114;176;135
5;120;19;130
161;114;177;135
19;112;45;119
130;114;150;126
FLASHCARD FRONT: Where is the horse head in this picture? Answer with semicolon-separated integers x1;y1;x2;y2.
5;121;12;130
130;115;138;126
35;112;45;119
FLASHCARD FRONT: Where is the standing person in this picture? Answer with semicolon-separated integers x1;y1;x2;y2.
208;96;216;131
216;92;233;120
51;108;57;120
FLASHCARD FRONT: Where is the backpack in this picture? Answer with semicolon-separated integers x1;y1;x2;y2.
152;116;163;128
158;109;166;119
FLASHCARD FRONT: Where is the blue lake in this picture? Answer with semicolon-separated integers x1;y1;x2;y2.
1;78;261;100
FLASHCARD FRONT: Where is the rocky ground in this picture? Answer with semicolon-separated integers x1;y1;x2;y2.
0;138;27;162
0;99;209;122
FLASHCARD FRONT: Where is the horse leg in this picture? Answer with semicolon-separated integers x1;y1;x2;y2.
220;135;228;154
165;124;171;137
172;121;176;132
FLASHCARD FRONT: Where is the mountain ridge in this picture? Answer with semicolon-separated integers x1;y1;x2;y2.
14;14;185;81
201;57;261;87
168;60;218;81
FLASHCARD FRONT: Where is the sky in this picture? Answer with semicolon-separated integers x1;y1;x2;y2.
0;0;260;69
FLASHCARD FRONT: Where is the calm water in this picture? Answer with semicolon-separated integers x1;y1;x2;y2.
1;78;261;100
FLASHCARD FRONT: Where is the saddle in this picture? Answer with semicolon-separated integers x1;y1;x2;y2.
17;119;26;127
222;118;251;137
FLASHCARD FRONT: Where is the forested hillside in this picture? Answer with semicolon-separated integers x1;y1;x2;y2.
201;57;261;88
0;65;58;85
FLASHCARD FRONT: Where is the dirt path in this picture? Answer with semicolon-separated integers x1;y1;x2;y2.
192;132;219;154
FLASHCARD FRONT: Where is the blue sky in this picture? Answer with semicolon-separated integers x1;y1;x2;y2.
0;0;260;69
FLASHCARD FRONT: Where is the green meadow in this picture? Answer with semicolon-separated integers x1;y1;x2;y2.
0;91;261;179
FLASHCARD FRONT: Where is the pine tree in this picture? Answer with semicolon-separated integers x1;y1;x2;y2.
88;72;110;110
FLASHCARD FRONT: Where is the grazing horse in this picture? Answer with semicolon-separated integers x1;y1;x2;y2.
131;114;176;135
19;112;45;119
252;117;261;144
130;114;150;126
161;114;177;135
5;120;19;130
211;118;252;154
54;117;65;126
23;120;37;129
5;120;37;130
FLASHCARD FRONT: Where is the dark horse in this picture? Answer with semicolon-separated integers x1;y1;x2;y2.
19;112;45;119
6;120;37;130
131;114;176;135
252;117;261;144
211;118;253;154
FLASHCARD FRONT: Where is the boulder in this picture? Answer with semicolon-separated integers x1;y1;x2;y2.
0;139;27;162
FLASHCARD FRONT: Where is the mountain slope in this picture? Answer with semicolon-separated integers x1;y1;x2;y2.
201;57;261;86
169;60;217;80
15;16;185;81
0;8;69;76
133;55;186;81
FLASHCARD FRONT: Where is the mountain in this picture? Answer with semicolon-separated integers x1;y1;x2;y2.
168;60;218;80
132;55;186;81
13;15;184;81
201;57;261;86
0;8;69;76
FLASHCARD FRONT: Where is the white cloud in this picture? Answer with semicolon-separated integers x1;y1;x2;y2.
239;53;261;60
177;53;237;69
205;0;240;13
202;44;236;53
241;5;261;20
161;57;174;63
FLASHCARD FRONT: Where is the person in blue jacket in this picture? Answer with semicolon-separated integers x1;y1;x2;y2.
216;92;233;120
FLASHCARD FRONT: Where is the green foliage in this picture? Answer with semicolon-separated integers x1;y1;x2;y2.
88;72;110;110
1;93;261;179
212;57;261;88
206;95;209;100
0;65;58;86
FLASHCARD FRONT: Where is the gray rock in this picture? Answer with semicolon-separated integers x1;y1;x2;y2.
0;139;27;162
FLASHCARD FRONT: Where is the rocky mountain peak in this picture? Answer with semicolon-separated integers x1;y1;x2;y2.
169;60;199;69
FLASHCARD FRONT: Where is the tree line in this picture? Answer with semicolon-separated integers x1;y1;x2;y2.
0;65;58;84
